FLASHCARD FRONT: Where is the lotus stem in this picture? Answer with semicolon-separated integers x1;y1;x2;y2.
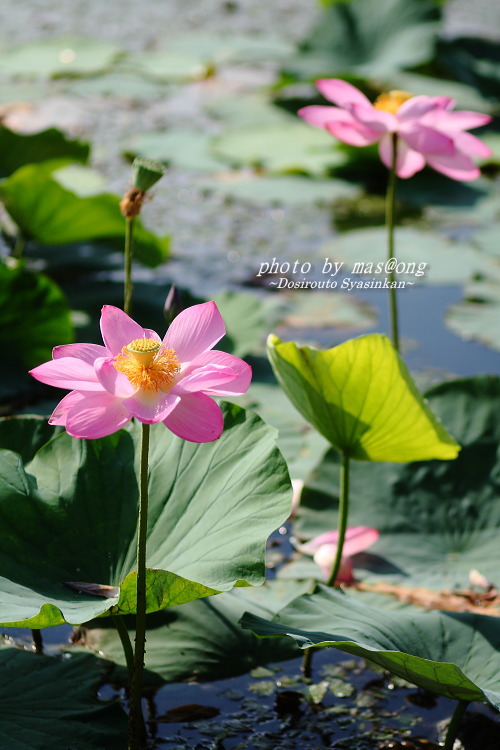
386;132;399;353
31;629;43;654
112;614;134;686
327;451;350;587
444;699;468;750
128;422;150;750
124;217;135;316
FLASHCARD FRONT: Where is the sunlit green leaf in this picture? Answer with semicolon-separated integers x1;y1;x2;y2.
0;404;291;627
267;333;460;461
124;130;224;172
241;584;500;709
292;377;500;590
0;162;169;267
203;174;360;205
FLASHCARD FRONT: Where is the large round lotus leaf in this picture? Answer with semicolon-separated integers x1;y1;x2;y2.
0;36;121;78
0;162;169;268
240;585;500;709
211;121;346;175
79;579;310;685
124;130;224;172
284;0;439;80
0;403;291;627
0;261;73;399
267;333;460;461
292;376;500;590
202;174;360;206
0;645;127;749
0;126;89;178
321;226;497;285
446;281;500;352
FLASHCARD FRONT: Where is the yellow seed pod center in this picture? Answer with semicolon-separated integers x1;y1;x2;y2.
113;338;180;392
373;90;413;115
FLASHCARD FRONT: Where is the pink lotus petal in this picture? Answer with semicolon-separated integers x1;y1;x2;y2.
100;305;155;356
95;358;137;398
298;104;347;129
397;95;452;121
183;350;252;396
314;545;355;582
53;343;108;364
124;391;179;423
425;151;481;181
163;301;226;363
293;526;379;557
163;392;224;443
64;392;132;439
316;78;372;108
350;103;396;131
173;365;238;394
48;391;86;426
379;135;426;178
424;109;492;131
327;120;382;147
453;131;492;159
399;123;455;155
29;358;103;392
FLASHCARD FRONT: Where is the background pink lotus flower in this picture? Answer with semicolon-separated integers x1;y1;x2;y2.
298;79;491;180
30;301;252;442
293;526;379;583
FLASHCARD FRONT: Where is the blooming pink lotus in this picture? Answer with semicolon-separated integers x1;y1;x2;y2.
293;526;379;583
298;79;491;180
30;302;252;442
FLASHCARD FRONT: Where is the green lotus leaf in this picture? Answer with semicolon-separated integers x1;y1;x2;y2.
78;580;309;685
446;281;500;352
0;260;73;399
202;174;360;205
0;403;291;627
291;376;500;590
211;121;347;175
0;645;127;749
241;585;500;709
0;35;121;78
0;126;89;178
320;226;497;285
0;162;169;268
267;332;460;461
284;0;439;80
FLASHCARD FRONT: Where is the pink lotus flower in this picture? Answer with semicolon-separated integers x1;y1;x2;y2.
298;79;491;180
292;526;379;583
30;302;252;442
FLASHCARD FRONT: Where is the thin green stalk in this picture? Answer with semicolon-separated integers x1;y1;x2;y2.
124;216;135;316
327;451;350;588
13;232;26;259
112;614;134;685
302;452;351;676
128;422;150;750
385;132;399;353
444;699;468;750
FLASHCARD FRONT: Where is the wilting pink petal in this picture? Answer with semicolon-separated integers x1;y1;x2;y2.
30;302;251;443
299;78;491;181
163;392;224;442
293;526;379;582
